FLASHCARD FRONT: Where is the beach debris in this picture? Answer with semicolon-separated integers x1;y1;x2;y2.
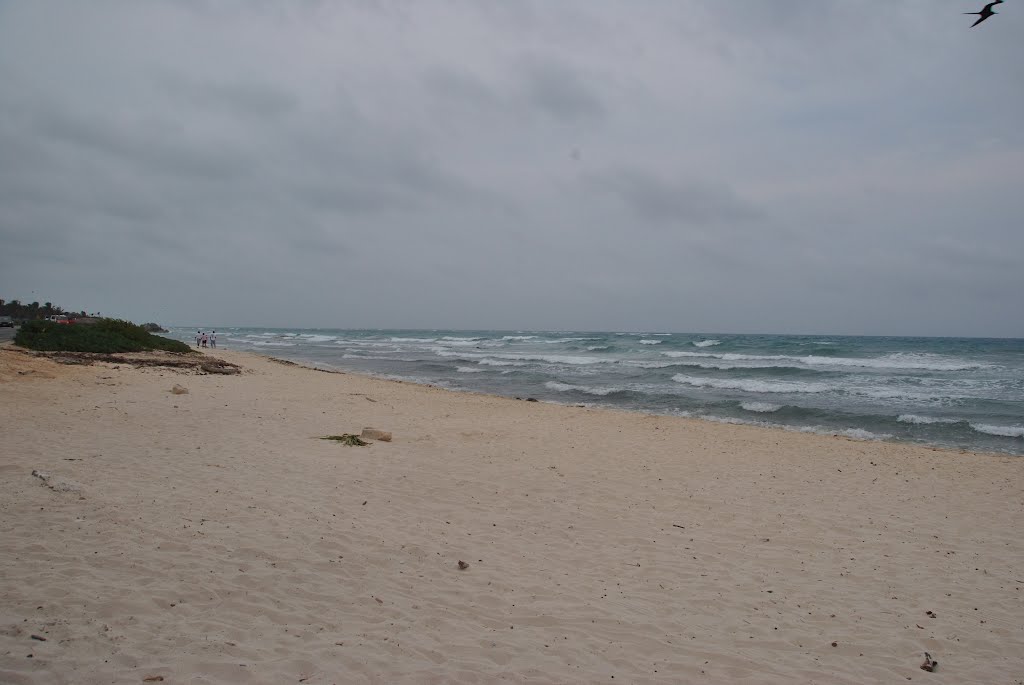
458;560;470;570
170;384;189;395
200;362;239;375
925;610;936;618
831;641;838;647
526;397;539;402
672;524;686;530
920;652;938;672
143;677;165;682
320;434;369;446
31;470;83;494
360;427;392;442
30;634;46;641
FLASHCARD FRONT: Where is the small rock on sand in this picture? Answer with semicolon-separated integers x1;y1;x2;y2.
361;428;392;442
170;385;189;395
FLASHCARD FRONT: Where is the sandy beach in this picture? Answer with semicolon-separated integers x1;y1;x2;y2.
1;346;1021;684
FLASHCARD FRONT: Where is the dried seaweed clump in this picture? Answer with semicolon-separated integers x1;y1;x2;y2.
321;434;369;446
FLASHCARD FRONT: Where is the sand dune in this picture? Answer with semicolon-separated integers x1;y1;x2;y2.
1;347;1021;684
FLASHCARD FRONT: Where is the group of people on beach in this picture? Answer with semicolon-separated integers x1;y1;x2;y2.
195;330;217;348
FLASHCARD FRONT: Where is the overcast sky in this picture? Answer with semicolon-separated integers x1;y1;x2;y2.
1;1;1021;336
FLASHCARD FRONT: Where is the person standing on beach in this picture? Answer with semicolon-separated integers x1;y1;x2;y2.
196;330;202;348
201;331;208;348
210;331;217;349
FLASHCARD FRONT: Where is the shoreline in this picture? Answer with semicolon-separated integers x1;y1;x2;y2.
226;346;1020;460
1;346;1022;683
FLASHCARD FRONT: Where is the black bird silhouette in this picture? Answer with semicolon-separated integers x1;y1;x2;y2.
965;0;1003;27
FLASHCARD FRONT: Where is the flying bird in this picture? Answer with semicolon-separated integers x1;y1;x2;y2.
965;0;1003;27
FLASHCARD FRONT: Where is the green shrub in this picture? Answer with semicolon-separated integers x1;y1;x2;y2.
15;319;193;354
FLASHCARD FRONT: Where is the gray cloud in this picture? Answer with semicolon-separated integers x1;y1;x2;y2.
518;59;607;122
582;167;759;226
0;0;1021;336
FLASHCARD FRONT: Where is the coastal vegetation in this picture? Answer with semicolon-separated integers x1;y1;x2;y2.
15;319;192;354
0;298;89;321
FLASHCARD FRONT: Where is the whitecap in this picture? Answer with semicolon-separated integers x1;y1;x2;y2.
793;426;892;441
659;350;985;372
693;339;722;347
835;428;892;441
544;381;621;396
969;424;1024;438
299;334;338;343
476;358;527;367
671;374;829;394
741;402;783;413
897;414;960;425
456;366;485;373
639;339;662;345
436;337;483;347
799;353;983;371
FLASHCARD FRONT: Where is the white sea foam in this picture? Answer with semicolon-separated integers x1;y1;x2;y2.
672;374;829;394
702;415;770;427
969;424;1024;438
502;335;536;340
659;350;983;372
476;358;527;367
700;417;890;442
800;353;983;371
836;428;892;441
456;366;485;373
793;426;892;441
542;337;602;344
639;339;662;345
299;334;338;343
587;346;611;351
693;339;722;347
741;402;783;413
390;337;437;343
623;360;679;369
339;340;401;348
545;381;621;396
897;414;960;425
855;388;960;402
252;341;296;347
437;337;482;347
675;360;791;370
472;353;608;366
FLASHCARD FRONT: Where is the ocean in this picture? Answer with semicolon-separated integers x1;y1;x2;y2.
171;328;1024;456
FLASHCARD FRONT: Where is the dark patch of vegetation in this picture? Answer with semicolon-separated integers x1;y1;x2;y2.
320;434;370;446
15;319;193;354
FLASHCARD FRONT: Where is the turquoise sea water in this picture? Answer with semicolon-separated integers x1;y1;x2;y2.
172;328;1024;456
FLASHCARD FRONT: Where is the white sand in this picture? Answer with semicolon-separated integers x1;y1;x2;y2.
1;347;1022;684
